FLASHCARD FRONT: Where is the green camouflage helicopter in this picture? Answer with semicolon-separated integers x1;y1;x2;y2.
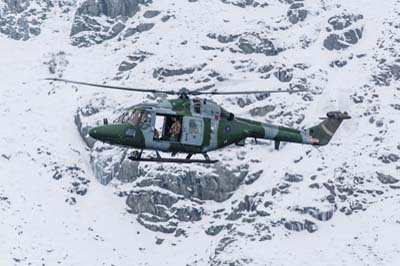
48;78;351;164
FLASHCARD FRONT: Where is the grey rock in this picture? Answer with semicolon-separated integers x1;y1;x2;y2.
328;14;363;31
74;111;96;148
284;173;303;183
126;190;179;218
285;220;318;233
0;0;52;40
207;33;240;43
226;209;243;221
214;237;236;255
138;213;169;223
389;64;400;80
136;216;177;233
330;60;347;68
288;9;308;24
138;164;249;202
324;14;363;51
118;61;137;72
206;225;224;236
284;220;304;231
249;105;276;116
302;207;335;221
115;159;143;183
76;0;139;18
136;22;154;32
237;97;253;108
70;0;142;46
235;34;282;56
343;28;363;44
376;172;399;184
274;68;293;82
123;27;138;38
161;15;172;22
244;170;263;185
111;21;126;35
174;228;186;237
258;65;274;73
173;205;203;222
323;34;350;51
388;153;399;162
153;64;206;80
143;10;161;18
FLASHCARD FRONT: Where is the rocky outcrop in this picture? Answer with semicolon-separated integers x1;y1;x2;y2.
137;164;249;202
207;32;284;56
115;50;152;79
287;1;308;24
126;189;204;233
323;14;364;51
284;219;318;233
70;0;149;47
220;0;268;8
0;0;54;40
235;34;283;56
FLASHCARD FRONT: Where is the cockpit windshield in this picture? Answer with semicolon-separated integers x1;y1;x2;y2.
116;109;151;127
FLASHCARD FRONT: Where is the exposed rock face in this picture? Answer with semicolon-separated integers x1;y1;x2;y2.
323;14;364;51
76;0;139;18
70;0;145;47
137;164;249;202
126;189;204;233
0;0;53;40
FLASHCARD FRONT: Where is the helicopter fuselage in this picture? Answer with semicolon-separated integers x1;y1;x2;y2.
88;97;350;159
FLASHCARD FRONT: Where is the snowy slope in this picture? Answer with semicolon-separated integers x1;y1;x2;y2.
1;0;400;265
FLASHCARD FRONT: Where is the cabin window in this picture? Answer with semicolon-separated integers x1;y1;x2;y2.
189;119;200;134
193;98;201;114
153;115;165;140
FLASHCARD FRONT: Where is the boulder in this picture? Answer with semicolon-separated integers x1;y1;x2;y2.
376;172;399;184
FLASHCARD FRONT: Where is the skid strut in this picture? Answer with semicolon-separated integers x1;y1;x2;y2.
128;151;217;164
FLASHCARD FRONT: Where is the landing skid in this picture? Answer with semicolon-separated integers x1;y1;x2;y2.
128;150;218;164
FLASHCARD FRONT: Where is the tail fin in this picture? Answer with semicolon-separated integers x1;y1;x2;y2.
307;111;351;145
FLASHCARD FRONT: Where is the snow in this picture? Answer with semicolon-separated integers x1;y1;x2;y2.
1;0;400;265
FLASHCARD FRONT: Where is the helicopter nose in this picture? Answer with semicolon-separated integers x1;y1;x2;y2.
89;125;120;142
88;124;142;148
89;126;103;140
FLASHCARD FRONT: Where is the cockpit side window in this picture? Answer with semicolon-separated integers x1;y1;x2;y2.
116;111;130;123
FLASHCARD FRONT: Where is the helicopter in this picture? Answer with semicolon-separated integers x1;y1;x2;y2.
47;78;351;164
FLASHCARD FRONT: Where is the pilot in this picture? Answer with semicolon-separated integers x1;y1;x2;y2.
169;117;181;141
153;128;160;140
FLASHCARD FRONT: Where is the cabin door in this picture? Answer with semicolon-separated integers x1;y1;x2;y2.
181;116;204;146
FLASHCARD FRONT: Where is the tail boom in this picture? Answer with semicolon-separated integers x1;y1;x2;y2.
257;111;350;148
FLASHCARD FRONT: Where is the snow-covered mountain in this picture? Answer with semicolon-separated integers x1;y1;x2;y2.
1;0;399;265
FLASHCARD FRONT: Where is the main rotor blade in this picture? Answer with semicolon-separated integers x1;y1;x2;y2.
189;89;306;95
45;78;178;95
